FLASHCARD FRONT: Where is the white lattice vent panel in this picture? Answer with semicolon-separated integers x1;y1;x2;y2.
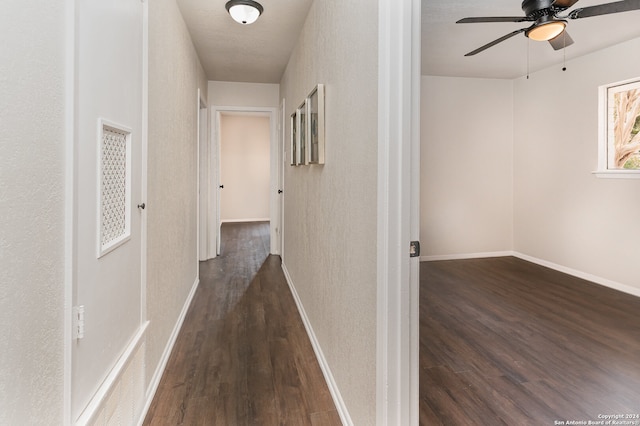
98;121;132;257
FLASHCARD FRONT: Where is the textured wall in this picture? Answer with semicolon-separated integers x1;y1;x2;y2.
146;0;208;388
220;115;271;221
514;37;640;293
279;0;378;423
0;1;65;424
208;81;280;107
421;76;514;257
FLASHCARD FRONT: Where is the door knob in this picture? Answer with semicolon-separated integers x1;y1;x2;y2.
137;203;146;210
219;185;224;189
278;189;283;194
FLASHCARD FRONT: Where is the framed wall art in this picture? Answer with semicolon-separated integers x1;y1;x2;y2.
298;99;308;166
307;84;325;165
290;110;298;166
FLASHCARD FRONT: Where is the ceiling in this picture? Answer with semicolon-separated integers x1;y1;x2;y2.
422;0;640;79
177;0;313;83
177;0;640;83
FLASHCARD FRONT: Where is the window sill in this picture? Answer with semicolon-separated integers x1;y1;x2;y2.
592;170;640;179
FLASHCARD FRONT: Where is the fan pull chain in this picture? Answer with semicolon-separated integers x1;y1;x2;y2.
526;38;530;79
562;31;567;72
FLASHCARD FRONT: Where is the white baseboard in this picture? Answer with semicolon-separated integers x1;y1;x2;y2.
512;252;640;299
422;250;640;299
420;251;513;262
137;277;200;426
280;263;353;426
221;218;269;223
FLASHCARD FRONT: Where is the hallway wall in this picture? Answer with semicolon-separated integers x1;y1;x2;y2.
0;1;66;424
146;0;208;395
208;81;279;107
279;0;378;423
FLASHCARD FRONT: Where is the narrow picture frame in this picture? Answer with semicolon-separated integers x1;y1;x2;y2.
290;110;298;166
307;84;325;165
298;99;308;165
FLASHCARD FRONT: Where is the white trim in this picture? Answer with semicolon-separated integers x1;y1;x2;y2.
279;98;286;259
592;170;640;179
221;217;270;223
280;263;352;425
75;322;149;426
421;251;514;262
64;0;77;423
138;277;200;426
376;0;420;424
197;89;201;266
512;252;640;298
140;0;149;326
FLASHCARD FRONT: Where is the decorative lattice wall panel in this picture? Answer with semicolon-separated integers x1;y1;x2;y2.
98;120;132;257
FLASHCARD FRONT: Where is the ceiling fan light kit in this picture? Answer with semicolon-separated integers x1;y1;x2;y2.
457;0;640;56
225;0;263;25
525;18;566;41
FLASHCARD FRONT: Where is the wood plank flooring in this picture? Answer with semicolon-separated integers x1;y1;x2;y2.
420;256;640;425
143;222;340;425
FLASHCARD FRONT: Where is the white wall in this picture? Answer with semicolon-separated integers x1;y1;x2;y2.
146;0;208;395
0;1;66;424
421;38;640;295
513;37;640;294
421;76;514;258
208;81;279;107
220;114;271;222
279;0;378;423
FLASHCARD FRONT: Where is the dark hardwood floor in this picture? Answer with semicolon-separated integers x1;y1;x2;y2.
143;222;340;425
420;256;640;425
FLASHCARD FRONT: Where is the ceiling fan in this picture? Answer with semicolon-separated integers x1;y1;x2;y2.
457;0;640;56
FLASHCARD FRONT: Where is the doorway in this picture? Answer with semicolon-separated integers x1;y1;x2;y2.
205;106;281;258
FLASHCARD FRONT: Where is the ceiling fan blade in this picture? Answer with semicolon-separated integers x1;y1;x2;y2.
548;30;575;50
457;16;530;23
569;0;640;18
464;28;527;56
552;0;581;8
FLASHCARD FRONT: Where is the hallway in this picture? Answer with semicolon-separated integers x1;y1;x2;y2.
143;222;340;425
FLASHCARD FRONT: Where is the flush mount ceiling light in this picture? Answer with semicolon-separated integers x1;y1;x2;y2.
225;0;263;25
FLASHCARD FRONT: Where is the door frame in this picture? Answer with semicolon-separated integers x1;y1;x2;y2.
209;105;280;255
278;98;286;259
197;90;208;262
376;0;421;424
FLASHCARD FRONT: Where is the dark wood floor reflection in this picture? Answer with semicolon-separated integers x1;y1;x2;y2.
420;256;640;425
143;222;340;425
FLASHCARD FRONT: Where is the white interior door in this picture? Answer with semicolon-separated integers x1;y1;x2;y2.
72;0;145;420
